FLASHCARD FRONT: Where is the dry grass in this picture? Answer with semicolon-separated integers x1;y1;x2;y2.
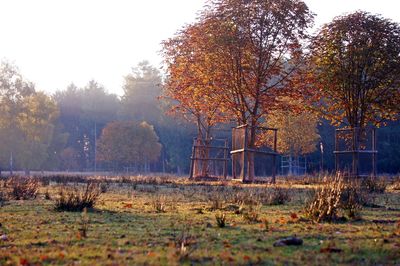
0;174;399;265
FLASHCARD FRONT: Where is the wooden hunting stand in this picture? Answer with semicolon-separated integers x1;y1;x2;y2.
231;125;278;183
189;138;229;180
334;127;377;177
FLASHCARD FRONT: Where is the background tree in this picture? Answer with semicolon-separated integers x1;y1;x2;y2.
41;122;69;170
97;121;162;172
17;92;59;173
309;11;400;129
0;61;59;173
308;11;400;175
120;61;195;174
0;62;33;173
120;61;163;125
59;147;80;171
54;81;120;170
265;104;320;175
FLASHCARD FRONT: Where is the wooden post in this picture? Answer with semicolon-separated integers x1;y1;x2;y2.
335;130;339;173
271;129;277;183
231;128;236;179
372;128;377;177
241;126;248;181
352;127;359;177
223;139;228;179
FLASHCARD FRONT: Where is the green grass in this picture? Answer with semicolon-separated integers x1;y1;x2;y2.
0;179;399;265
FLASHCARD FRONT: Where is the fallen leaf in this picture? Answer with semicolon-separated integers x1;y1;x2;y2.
124;203;133;208
147;251;156;257
19;258;29;266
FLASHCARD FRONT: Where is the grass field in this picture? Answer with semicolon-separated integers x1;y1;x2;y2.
0;175;399;265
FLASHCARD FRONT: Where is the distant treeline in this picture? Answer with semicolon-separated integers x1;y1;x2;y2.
0;61;399;175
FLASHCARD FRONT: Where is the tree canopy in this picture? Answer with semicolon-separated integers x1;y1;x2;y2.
0;61;59;172
162;0;314;181
97;121;162;171
309;11;400;129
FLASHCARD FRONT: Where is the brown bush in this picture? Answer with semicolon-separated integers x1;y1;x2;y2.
6;177;39;200
340;180;364;219
304;174;365;222
215;212;227;228
389;176;400;190
243;210;261;223
152;195;167;213
362;176;386;193
54;183;101;212
264;186;291;205
0;187;7;207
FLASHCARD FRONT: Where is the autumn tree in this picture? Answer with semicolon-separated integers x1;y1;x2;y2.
308;11;400;175
265;105;320;175
54;81;119;170
162;0;314;181
162;21;227;142
163;20;230;177
97;121;162;172
309;11;400;129
0;61;59;173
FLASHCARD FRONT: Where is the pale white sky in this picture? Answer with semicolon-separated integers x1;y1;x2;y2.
0;0;399;96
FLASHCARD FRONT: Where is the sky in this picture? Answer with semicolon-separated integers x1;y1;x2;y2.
0;0;399;96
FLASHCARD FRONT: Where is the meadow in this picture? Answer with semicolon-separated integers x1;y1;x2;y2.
0;175;399;265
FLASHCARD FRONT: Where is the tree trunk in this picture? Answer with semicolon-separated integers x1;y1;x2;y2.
200;138;211;177
193;138;201;178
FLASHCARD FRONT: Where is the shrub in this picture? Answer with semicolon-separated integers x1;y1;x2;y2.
215;212;227;228
174;227;197;259
243;210;261;223
77;208;90;238
304;174;345;222
54;183;101;212
340;180;364;219
262;218;270;231
240;197;262;223
0;189;6;207
362;176;386;193
231;190;260;207
209;193;224;211
44;189;51;200
152;195;167;213
304;174;365;222
6;177;39;200
100;183;109;193
389;176;400;190
265;186;291;205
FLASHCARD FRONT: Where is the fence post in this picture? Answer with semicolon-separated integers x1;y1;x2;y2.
241;126;248;181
